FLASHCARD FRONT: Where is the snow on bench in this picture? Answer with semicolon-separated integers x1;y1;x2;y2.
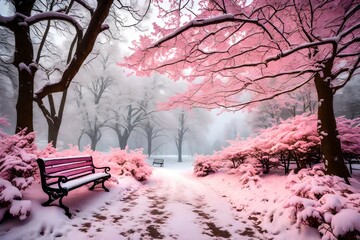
37;155;111;217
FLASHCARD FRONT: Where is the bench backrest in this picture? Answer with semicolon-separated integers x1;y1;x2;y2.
153;158;164;163
37;156;95;185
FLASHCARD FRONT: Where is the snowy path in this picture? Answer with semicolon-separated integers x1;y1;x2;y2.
70;168;267;240
1;165;274;240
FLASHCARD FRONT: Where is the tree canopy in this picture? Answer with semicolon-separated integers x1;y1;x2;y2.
125;0;359;109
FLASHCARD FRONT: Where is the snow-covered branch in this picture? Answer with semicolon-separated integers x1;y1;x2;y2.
0;14;16;28
34;1;114;100
215;78;314;110
150;14;269;48
25;12;84;41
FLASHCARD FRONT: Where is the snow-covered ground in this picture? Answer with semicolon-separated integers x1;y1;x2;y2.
0;156;358;240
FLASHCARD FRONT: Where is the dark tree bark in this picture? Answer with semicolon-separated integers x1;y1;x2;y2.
315;72;350;183
13;0;36;134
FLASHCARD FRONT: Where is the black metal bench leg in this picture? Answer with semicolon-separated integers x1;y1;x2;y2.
42;195;55;206
102;180;109;192
59;196;71;218
89;179;109;192
89;182;97;190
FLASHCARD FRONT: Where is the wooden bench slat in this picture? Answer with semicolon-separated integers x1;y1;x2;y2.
47;165;94;179
45;161;93;174
43;156;92;166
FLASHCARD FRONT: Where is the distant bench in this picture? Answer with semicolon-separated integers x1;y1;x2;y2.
347;158;360;174
152;158;164;167
37;155;111;217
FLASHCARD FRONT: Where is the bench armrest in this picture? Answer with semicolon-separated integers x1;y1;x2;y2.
93;165;110;174
42;173;68;189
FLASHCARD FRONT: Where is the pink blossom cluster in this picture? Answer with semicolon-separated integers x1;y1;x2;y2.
284;165;360;239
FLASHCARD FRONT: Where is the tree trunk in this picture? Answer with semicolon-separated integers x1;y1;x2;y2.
89;130;99;150
177;138;183;163
90;138;97;151
178;145;183;162
13;0;36;134
47;90;67;148
118;130;130;150
48;120;60;147
314;74;350;183
147;134;152;157
16;66;35;134
78;130;84;150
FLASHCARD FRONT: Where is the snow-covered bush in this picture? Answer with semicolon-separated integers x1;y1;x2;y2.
193;155;223;177
0;118;37;221
202;114;360;175
228;162;262;188
0;178;32;221
284;165;360;239
107;148;152;181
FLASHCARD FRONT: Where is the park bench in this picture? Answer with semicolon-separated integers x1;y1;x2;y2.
347;158;360;174
37;155;111;217
152;158;164;167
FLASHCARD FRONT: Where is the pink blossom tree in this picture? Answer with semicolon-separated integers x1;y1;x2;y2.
124;0;360;182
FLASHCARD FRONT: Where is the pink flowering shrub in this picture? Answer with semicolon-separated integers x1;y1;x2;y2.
0;118;37;221
193;154;223;177
284;165;360;239
194;154;262;188
229;162;262;188
107;148;152;181
202;114;360;175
